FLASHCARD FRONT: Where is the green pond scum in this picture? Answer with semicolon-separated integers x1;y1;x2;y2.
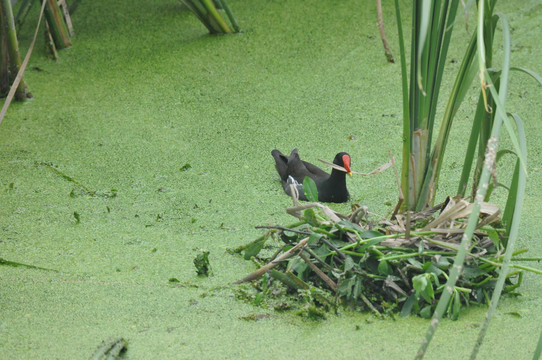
1;0;542;359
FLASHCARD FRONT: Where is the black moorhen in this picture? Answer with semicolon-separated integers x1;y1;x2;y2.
271;148;352;203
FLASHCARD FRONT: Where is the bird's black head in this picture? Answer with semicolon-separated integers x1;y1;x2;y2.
333;152;352;176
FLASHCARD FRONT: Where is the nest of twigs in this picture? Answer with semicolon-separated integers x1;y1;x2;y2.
235;197;524;319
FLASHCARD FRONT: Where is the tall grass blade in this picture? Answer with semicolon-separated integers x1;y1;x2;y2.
416;154;491;358
181;0;238;34
534;328;542;360
0;0;29;100
416;0;431;93
457;93;485;197
416;113;503;360
475;9;524;176
416;3;508;358
181;0;219;33
470;113;526;359
394;0;413;210
43;0;71;49
398;0;462;211
502;148;520;237
425;0;460;136
421;25;477;205
215;0;240;32
483;70;526;174
201;0;232;33
476;0;488;107
14;0;32;27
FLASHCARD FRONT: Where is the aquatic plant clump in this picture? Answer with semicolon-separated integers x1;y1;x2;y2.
236;198;536;319
180;0;240;34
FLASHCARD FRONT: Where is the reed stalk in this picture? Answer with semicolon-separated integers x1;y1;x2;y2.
182;0;220;34
44;0;71;49
389;0;539;357
376;0;394;63
1;7;9;95
181;0;239;34
0;0;47;125
215;0;239;32
0;0;29;100
201;0;231;33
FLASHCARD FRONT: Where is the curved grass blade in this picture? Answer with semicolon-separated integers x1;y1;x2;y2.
457;94;486;196
416;123;502;360
534;328;542;360
416;4;508;358
180;0;218;33
478;13;527;176
502;132;521;235
0;257;58;272
510;66;542;86
483;75;526;175
201;0;232;33
470;111;527;359
215;0;240;32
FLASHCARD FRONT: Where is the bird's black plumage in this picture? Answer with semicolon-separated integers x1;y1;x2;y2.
271;148;351;203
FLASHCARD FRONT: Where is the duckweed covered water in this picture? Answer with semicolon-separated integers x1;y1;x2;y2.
1;1;541;358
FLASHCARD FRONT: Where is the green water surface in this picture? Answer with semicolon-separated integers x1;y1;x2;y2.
1;1;541;359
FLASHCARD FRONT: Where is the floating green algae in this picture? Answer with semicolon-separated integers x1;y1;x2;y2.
1;0;541;359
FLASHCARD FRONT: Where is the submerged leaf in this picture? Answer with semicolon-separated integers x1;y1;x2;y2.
244;236;267;260
194;250;212;276
73;211;81;224
505;311;522;318
90;338;127;360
